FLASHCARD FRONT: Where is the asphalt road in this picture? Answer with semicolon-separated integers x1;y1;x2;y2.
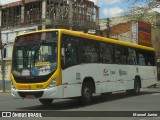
0;84;160;120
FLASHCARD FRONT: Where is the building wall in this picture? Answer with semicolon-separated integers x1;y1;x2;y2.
99;12;160;61
0;61;11;90
152;27;160;61
109;21;132;42
0;26;38;59
0;61;11;80
1;0;99;31
110;31;132;43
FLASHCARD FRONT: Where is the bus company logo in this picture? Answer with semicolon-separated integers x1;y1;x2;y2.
103;69;109;76
119;69;127;76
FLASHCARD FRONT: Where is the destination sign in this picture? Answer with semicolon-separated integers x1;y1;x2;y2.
16;31;58;43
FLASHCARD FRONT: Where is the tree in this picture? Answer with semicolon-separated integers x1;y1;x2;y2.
125;0;160;25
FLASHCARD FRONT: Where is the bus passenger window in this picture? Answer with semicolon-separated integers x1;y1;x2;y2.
82;40;99;63
115;48;121;64
99;43;113;63
127;48;136;65
61;35;79;68
145;51;155;66
115;46;127;64
65;43;72;65
138;53;145;65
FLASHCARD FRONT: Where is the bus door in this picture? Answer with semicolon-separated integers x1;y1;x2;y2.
61;35;81;98
103;65;116;92
115;46;127;91
100;43;117;92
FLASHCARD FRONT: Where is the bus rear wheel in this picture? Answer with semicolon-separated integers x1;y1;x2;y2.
39;99;54;105
134;80;140;95
126;79;140;95
80;82;93;105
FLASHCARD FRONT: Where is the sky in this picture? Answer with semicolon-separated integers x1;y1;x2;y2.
0;0;155;18
96;0;160;18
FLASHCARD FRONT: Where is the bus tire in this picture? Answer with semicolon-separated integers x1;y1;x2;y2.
39;99;54;105
80;82;93;105
126;79;141;95
132;79;141;95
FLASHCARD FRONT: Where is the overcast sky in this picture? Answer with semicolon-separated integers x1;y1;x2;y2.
1;0;155;18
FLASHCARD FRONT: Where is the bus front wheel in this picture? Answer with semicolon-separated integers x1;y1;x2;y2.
80;82;93;105
39;99;54;105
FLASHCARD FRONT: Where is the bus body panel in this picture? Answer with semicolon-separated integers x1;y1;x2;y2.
62;64;157;98
11;65;157;99
138;66;157;87
62;64;117;97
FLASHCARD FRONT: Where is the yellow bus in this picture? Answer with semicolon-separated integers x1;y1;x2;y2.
10;29;157;105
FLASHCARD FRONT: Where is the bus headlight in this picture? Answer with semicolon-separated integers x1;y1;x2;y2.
11;82;16;90
46;77;58;89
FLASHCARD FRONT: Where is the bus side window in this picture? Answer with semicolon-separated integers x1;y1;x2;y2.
139;54;145;65
82;39;100;63
137;50;146;65
99;43;113;63
115;46;127;64
61;35;79;69
115;47;120;64
127;48;136;65
145;51;155;66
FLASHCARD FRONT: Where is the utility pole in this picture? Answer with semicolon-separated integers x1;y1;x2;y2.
0;3;5;92
106;18;110;38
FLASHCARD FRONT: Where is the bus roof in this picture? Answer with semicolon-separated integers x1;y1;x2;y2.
16;29;155;52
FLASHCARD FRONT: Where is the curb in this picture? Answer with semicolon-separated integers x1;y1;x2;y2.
0;90;11;93
156;81;160;84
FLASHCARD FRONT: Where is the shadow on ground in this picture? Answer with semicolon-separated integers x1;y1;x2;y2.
17;89;160;111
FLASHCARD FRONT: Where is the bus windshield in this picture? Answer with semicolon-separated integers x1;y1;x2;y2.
12;31;58;77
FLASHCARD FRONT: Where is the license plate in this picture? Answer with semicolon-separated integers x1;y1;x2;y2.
25;95;35;99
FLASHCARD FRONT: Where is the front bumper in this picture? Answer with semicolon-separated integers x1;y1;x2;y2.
11;85;63;99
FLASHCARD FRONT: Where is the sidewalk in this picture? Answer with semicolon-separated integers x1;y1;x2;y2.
0;90;11;93
156;81;160;85
0;91;12;101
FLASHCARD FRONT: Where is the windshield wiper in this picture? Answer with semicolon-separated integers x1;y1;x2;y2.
25;40;45;61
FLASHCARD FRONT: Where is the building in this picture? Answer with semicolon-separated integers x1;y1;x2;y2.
99;11;160;80
99;11;160;61
0;0;100;90
1;0;99;31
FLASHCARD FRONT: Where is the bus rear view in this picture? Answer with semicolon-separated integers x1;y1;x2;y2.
10;30;62;105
